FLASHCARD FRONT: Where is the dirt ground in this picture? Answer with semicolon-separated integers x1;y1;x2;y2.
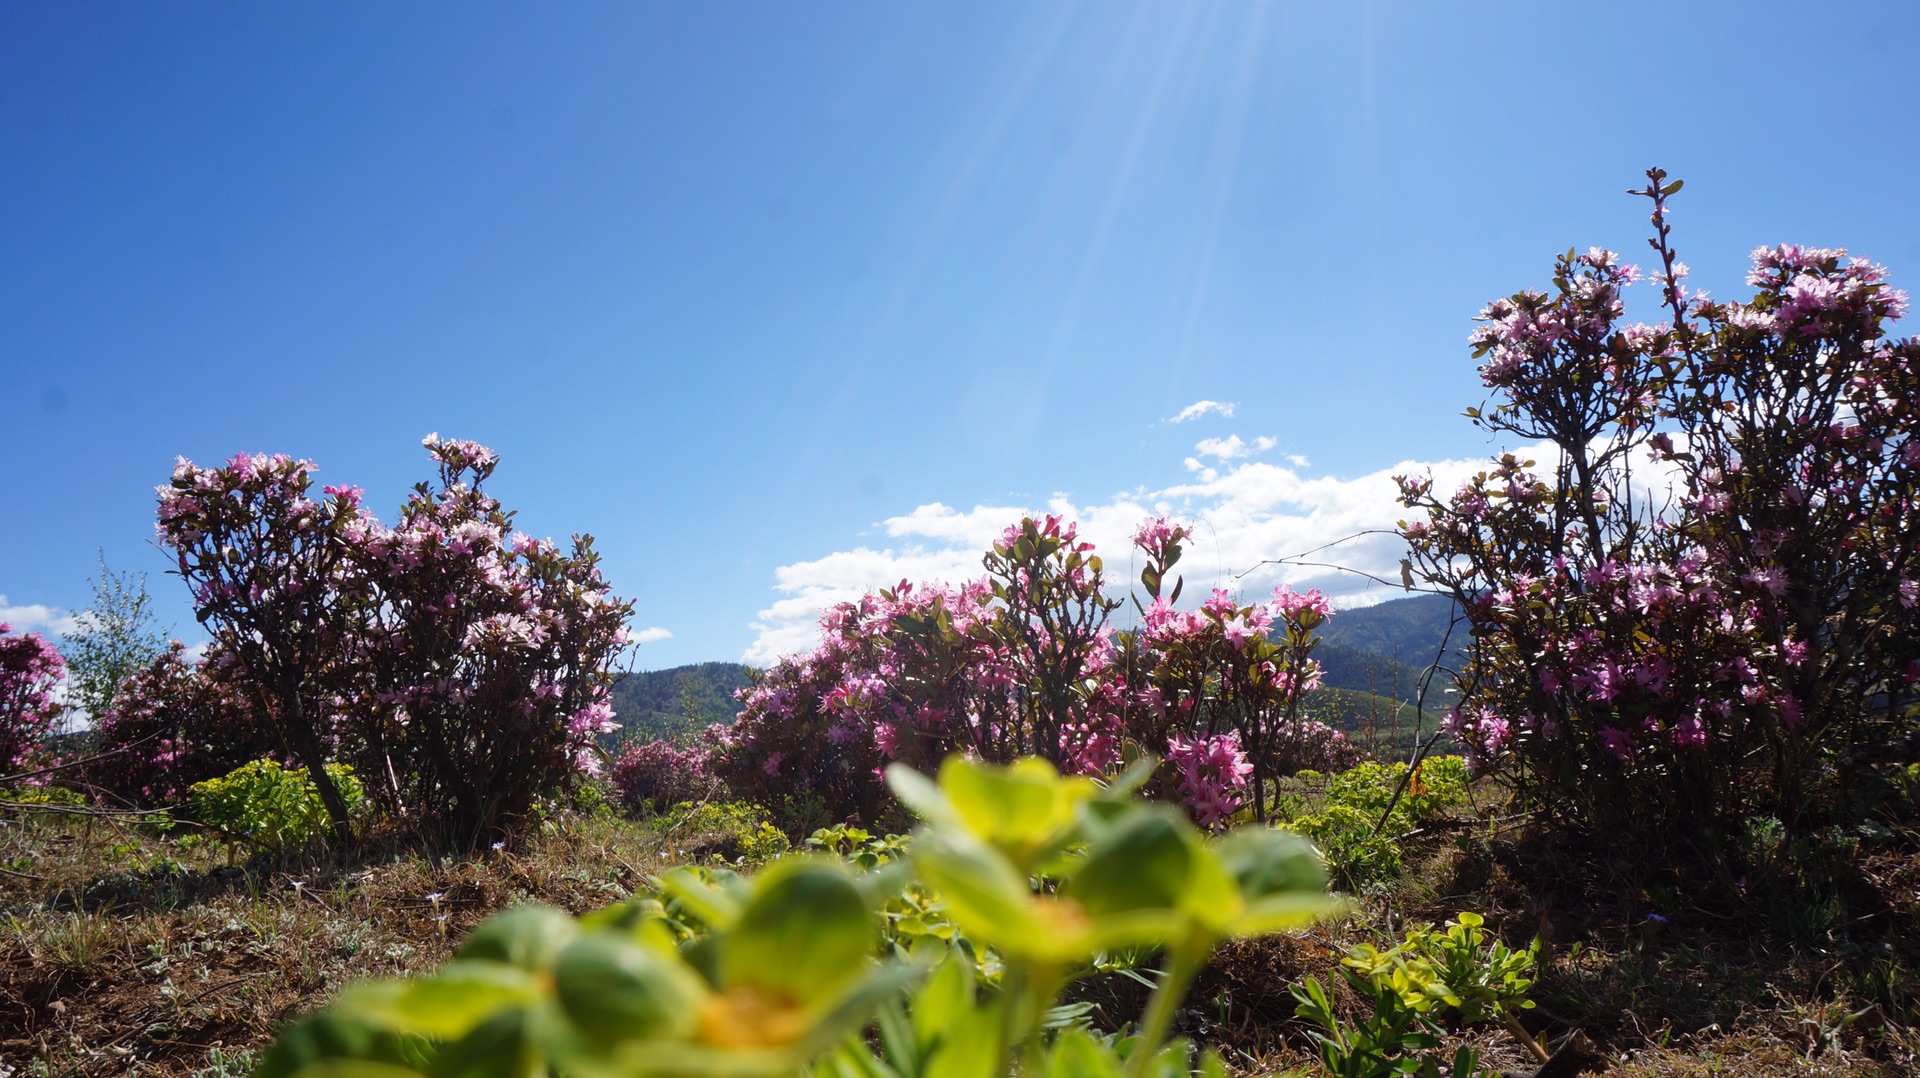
3;799;1916;1076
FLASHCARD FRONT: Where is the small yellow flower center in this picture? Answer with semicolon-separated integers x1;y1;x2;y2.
1030;895;1090;937
696;985;811;1049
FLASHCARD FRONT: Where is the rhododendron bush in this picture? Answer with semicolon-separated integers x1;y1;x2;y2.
154;436;634;847
1399;170;1920;838
343;437;631;845
1123;520;1363;817
610;737;721;814
712;513;1358;829
84;641;276;806
0;623;64;772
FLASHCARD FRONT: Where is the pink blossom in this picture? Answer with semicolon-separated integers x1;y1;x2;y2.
1597;726;1633;761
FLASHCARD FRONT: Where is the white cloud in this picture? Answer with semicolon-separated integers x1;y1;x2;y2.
631;626;674;645
1168;400;1236;423
1192;435;1276;461
0;595;80;638
745;439;1500;666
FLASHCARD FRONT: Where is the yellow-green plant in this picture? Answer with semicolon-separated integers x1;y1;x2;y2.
1280;757;1469;888
254;755;1339;1077
1342;912;1544;1064
188;758;364;855
1291;971;1487;1078
803;824;909;871
663;801;791;865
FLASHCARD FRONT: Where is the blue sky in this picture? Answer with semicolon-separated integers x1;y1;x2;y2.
4;2;1918;669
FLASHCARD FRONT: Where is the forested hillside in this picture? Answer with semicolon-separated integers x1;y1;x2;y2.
607;661;754;744
1281;593;1467;704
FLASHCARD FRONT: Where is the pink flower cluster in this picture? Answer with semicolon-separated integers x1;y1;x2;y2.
0;623;64;771
1165;731;1253;827
611;738;721;815
86;641;280;804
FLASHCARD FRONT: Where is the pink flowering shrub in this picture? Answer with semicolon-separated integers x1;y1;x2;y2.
715;512;1359;830
1118;519;1359;819
0;623;64;772
981;515;1125;767
155;436;634;848
85;641;277;805
610;738;722;815
156;451;367;829
343;436;632;846
1399;170;1920;837
712;578;1029;830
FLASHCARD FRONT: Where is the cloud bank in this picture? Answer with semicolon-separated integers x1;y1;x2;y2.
0;596;79;638
631;626;674;645
744;436;1492;666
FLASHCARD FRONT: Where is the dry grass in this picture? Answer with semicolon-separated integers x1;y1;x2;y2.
2;788;1916;1076
0;803;679;1076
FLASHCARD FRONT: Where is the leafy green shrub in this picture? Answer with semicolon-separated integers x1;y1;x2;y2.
1280;757;1470;888
1323;911;1544;1070
0;783;88;807
1292;971;1486;1078
661;800;790;865
256;755;1339;1077
187;758;364;855
804;823;910;870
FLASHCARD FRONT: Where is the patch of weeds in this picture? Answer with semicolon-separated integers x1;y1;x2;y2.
192;1045;259;1077
1278;757;1472;890
659;799;790;865
32;909;119;971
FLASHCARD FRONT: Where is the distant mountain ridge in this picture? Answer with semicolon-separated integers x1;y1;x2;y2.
1310;592;1466;702
607;662;754;746
1299;593;1467;758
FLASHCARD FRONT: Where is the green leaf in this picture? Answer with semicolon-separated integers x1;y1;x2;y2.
1098;755;1158;800
801;962;922;1054
286;1064;426;1078
456;906;579;973
552;934;705;1046
885;764;957;829
425;1006;547;1078
910;832;1047;952
658;867;746;930
874;998;918;1077
1067;806;1202;918
254;1011;427;1078
911;952;976;1053
377;965;547;1041
723;858;875;1005
920;994;1005;1078
1044;1028;1121;1078
1232;893;1345;936
1214;827;1328;900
